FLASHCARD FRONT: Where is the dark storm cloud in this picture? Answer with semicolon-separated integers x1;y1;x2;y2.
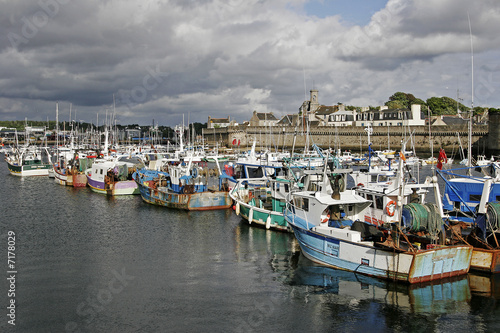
0;0;499;126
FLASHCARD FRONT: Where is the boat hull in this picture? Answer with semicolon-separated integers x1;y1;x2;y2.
54;168;68;186
137;182;231;211
7;161;50;176
470;248;500;274
72;173;87;187
286;212;472;283
87;175;139;195
237;202;290;232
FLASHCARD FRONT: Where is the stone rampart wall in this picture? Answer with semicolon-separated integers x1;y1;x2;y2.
203;125;489;156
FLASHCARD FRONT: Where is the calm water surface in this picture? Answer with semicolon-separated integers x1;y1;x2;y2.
1;160;500;332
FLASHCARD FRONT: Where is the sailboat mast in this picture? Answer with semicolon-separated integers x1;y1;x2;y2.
55;102;59;169
467;13;473;172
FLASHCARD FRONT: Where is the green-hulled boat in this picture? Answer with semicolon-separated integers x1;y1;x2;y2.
5;146;52;177
230;177;299;232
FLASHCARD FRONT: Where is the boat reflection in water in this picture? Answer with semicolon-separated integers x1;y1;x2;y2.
469;272;500;299
287;255;472;315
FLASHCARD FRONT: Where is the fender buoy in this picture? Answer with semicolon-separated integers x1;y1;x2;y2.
235;202;240;216
386;201;396;216
248;208;253;224
266;215;271;229
357;183;364;187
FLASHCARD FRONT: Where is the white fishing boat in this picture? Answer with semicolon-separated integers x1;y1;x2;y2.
285;158;473;284
5;146;52;176
86;156;144;195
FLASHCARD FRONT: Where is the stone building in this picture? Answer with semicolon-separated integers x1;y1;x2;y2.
249;111;278;127
207;116;234;129
354;105;425;127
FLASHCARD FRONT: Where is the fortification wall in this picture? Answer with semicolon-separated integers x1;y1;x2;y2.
489;110;500;156
203;125;489;157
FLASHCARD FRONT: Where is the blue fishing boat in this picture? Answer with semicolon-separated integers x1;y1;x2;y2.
438;164;500;273
134;162;232;211
439;164;500;222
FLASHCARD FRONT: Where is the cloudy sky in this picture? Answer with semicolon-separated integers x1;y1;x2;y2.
1;0;499;127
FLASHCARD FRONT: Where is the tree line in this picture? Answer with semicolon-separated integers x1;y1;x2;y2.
382;92;491;116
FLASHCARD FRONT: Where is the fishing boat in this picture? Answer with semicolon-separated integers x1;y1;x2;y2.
5;146;52;176
285;161;472;284
438;164;500;273
230;177;296;232
439;164;500;222
54;151;95;187
350;149;435;227
134;160;232;210
85;156;144;195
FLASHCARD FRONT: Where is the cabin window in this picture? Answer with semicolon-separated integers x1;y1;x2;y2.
379;175;388;182
371;175;378;182
302;198;309;211
247;166;263;178
497;196;500;201
366;194;373;203
375;196;383;209
234;165;242;178
100;169;103;175
293;197;308;211
284;184;289;192
308;182;318;192
469;194;481;202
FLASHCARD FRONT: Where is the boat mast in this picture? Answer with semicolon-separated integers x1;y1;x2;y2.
56;102;59;168
467;13;473;174
428;105;433;170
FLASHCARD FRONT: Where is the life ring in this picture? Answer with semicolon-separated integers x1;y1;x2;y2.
386;201;396;216
321;214;330;223
357;183;364;187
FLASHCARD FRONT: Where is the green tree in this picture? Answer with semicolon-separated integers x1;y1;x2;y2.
385;100;405;109
426;96;467;115
385;92;426;109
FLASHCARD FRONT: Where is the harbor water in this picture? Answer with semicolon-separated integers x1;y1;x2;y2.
1;159;500;332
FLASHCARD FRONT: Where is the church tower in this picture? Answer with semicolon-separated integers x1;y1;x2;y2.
309;89;319;113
